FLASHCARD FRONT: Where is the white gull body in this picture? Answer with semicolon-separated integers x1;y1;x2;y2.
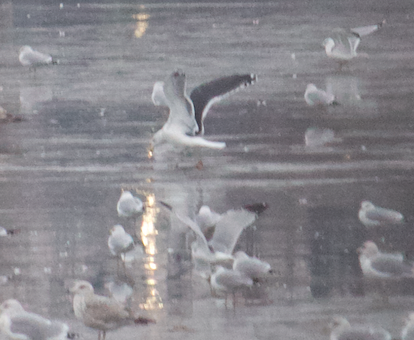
108;225;134;257
304;84;337;106
19;46;53;69
323;21;385;65
358;201;404;227
150;70;256;150
233;251;272;280
357;241;413;279
330;316;391;340
0;299;69;340
210;266;253;296
116;191;143;218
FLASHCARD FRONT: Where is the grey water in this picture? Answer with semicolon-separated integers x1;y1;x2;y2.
1;1;414;339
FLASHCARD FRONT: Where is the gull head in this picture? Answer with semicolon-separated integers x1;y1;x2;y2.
0;299;25;315
19;45;33;54
322;38;335;52
357;241;379;258
306;83;318;92
110;225;126;236
360;200;375;210
70;280;95;295
164;69;187;99
151;81;168;106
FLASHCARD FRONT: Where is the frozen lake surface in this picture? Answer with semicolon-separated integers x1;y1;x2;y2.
1;1;414;339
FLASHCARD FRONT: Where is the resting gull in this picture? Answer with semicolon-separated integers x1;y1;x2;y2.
304;84;338;106
116;191;143;219
70;280;154;340
322;21;385;67
358;201;404;227
329;316;391;340
0;299;70;340
150;69;256;150
19;46;56;71
357;241;413;279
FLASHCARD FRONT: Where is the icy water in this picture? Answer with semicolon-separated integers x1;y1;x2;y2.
1;1;414;339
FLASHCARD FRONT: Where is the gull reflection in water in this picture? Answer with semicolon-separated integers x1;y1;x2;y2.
139;193;163;310
132;9;149;39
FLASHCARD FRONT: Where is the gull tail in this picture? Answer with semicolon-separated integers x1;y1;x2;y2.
331;100;340;106
243;202;269;215
67;333;79;339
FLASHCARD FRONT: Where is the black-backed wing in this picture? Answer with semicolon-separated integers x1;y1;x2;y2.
190;74;257;135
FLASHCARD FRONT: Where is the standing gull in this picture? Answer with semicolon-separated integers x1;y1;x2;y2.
108;225;135;273
19;46;56;71
116;191;143;219
233;251;272;281
150;69;256;150
210;266;253;308
329;316;391;340
70;280;154;340
358;201;404;227
304;84;338;106
322;21;385;67
0;299;70;340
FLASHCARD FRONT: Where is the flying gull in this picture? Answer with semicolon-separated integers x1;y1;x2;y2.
0;299;71;340
358;201;404;227
69;280;154;340
19;46;57;71
150;69;256;150
322;21;385;67
329;316;391;340
160;202;267;279
304;84;338;106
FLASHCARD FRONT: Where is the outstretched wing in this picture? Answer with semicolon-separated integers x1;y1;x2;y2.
351;21;384;37
190;74;257;135
208;209;256;254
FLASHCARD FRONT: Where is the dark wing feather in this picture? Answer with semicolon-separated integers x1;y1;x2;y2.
190;74;256;135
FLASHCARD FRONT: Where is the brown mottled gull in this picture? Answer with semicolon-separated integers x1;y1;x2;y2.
70;280;154;340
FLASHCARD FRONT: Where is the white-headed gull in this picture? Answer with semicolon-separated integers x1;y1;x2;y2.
358;201;404;227
357;241;413;279
329;316;391;340
19;46;56;70
233;251;272;281
304;127;341;147
402;313;414;340
150;69;256;150
0;299;70;340
108;225;135;273
304;84;338;106
70;280;155;340
210;266;253;308
116;191;143;219
322;21;385;67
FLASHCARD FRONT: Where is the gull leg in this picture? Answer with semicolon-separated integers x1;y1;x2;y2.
102;331;106;340
98;331;101;340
